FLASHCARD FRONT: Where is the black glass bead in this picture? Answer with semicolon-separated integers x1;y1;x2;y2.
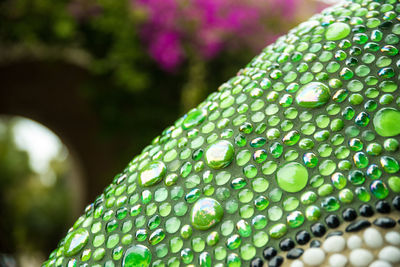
311;223;326;237
376;200;391;214
373;217;396;229
379;21;393;30
279;238;295;251
263;247;277;260
250;257;264;267
326;231;343;238
296;230;310;245
342;208;357;221
393;196;400;211
325;214;340;228
345;219;371;232
359;204;374;217
310;240;321;248
268;256;283;267
287;248;304;259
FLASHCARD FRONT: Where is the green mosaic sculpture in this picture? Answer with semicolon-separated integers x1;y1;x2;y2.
43;0;400;266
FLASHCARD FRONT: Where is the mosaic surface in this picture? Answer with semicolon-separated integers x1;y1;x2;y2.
43;0;400;266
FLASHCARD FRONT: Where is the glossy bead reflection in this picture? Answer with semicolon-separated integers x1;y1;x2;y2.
64;228;89;257
325;22;351;41
190;198;224;230
373;108;400;137
182;109;207;130
295;82;331;108
138;161;167;187
370;180;389;200
276;162;308;193
122;244;152;267
204;140;234;169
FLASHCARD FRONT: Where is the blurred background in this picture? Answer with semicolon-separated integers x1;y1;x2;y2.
0;0;331;266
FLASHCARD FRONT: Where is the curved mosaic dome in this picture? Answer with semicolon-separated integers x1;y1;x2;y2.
43;0;400;266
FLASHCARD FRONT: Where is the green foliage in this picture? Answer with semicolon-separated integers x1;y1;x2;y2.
0;118;73;255
0;0;150;92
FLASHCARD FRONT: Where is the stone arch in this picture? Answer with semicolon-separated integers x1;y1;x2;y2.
0;60;123;202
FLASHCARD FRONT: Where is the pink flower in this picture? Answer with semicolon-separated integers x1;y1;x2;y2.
133;0;320;71
148;31;184;70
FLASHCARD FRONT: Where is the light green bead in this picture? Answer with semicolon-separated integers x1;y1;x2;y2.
204;140;235;169
276;162;308;193
295;82;331;108
64;228;89;257
373;108;400;137
190;198;224;230
325;22;351;41
138;161;167;187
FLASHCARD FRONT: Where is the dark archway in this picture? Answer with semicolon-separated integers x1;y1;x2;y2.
0;60;123;202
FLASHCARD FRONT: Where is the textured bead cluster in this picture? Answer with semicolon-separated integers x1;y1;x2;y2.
44;0;400;266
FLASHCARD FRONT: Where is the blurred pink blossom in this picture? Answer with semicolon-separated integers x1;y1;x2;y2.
134;0;320;71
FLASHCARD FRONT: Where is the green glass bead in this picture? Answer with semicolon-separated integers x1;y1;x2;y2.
282;197;299;211
303;152;318;168
122;245;152;267
325;22;351;41
138;161;167;187
190;198;224;230
321;196;340;212
380;156;400;173
206;231;220;246
331;172;347;189
204;140;235;169
64;229;90;257
236;220;252;237
384;138;399;152
182;109;207;130
286;211;305;228
318;184;333;197
180;248;193;264
275;162;308;193
149;229;165;245
338;188;354;203
226;253;241;267
373;108;400;137
370;180;389;200
295;82;331;108
199;252;212;267
226;234;241;250
269;223;287;239
388;176;400;193
305;205;321;221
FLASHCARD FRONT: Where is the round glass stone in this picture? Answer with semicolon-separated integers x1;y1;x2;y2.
190;198;224;230
276;162;308;193
373;108;400;137
182;109;207;130
295;82;330;108
370;180;389;199
388;176;400;193
269;223;287;239
287;211;305;228
325;22;351;41
64;228;90;257
138;161;167;187
122;244;152;267
204;140;235;169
